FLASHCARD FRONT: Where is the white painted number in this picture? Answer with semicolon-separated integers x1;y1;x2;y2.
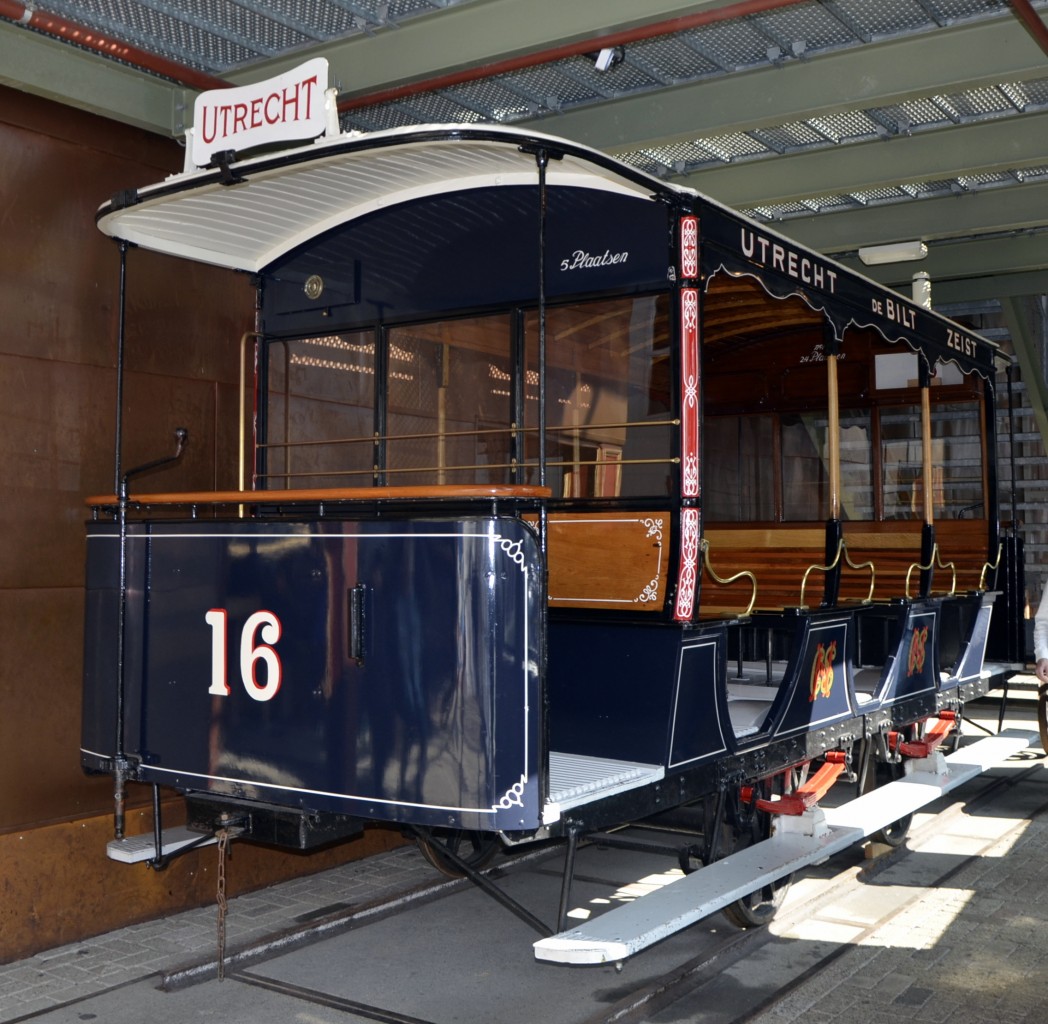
206;608;283;702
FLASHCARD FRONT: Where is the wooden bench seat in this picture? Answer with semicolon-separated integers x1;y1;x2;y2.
701;525;830;615
703;520;996;616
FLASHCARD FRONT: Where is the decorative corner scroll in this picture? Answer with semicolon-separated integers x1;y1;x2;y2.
634;517;665;603
493;535;528;572
493;775;527;812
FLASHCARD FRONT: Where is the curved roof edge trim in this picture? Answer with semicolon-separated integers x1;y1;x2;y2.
95;125;681;273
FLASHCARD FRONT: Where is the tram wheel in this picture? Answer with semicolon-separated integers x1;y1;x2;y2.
864;759;912;848
720;780;792;929
722;875;791;929
415;828;500;878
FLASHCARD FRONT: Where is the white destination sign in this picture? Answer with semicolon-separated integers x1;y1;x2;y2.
191;57;329;168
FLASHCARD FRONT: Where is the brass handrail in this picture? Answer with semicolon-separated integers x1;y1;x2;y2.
979;542;1004;591
257;417;680;451
701;538;757;617
904;543;957;599
256;455;678;483
799;539;875;608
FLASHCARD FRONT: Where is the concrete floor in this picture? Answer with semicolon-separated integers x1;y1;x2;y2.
4;678;1047;1024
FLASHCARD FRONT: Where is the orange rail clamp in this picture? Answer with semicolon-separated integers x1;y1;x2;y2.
898;711;957;758
757;751;847;815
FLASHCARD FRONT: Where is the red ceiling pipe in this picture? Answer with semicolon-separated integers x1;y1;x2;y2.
1008;0;1048;56
338;0;813;112
0;0;230;91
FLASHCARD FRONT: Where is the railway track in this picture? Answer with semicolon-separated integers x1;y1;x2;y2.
12;736;1039;1024
604;755;1048;1024
138;740;1045;1024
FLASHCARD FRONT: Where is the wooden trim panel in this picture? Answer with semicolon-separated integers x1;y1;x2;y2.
545;511;669;610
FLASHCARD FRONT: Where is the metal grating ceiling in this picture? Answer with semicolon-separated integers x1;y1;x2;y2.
331;0;1047;132
9;0;1048;236
33;0;466;73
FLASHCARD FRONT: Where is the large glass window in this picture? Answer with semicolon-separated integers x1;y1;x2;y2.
524;294;674;497
839;410;874;520
879;404;922;519
931;399;984;518
386;315;513;485
261;297;673;494
704;415;775;520
700;276;985;525
263;332;375;488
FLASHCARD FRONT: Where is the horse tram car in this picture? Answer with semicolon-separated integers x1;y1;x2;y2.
82;66;1029;966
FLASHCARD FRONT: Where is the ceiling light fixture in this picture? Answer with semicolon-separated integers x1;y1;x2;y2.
589;46;625;72
857;240;928;265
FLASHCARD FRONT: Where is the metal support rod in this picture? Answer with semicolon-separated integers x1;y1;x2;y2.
557;829;580;933
1006;360;1018;532
410;829;553;938
535;147;549;503
151;784;164;868
533;145;553;814
113;240;130;840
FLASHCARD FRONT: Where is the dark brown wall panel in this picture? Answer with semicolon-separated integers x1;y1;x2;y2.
0;810;403;963
0;85;382;961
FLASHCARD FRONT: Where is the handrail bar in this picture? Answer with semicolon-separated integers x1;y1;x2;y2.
904;543;957;599
978;541;1004;591
258;416;680;451
799;539;875;608
256;455;678;484
700;538;758;618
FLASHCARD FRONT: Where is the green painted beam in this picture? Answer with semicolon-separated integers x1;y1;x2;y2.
928;272;1048;304
773;180;1048;255
687;112;1048;209
0;21;185;135
230;0;726;93
825;234;1048;289
535;16;1048;152
1001;296;1048;453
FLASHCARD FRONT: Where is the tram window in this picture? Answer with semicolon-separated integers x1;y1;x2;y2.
704;415;775;521
839;411;873;520
880;406;922;519
931;399;984;517
781;413;830;521
880;396;985;519
386;315;513;485
523;295;673;497
263;332;376;488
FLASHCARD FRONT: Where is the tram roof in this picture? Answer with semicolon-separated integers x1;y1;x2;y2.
97;123;1002;379
96;124;675;274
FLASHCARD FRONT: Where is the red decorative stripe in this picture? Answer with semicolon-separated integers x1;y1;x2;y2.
680;288;700;498
674;507;700;621
680;216;698;279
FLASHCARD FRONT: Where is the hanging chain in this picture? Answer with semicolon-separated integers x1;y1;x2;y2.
215;827;230;981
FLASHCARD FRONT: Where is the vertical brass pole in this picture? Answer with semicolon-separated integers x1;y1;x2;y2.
921;385;934;527
827;352;841;521
823;347;843;607
918;366;936;597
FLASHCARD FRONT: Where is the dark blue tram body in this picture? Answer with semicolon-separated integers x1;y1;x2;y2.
82;125;1009;885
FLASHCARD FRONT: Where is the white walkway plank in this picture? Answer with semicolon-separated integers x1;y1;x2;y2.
534;730;1037;965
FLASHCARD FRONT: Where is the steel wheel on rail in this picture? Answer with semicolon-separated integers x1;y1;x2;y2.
863;757;912;848
415;828;500;878
721;777;792;929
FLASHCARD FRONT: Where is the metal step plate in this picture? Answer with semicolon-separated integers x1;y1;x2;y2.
107;826;217;864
